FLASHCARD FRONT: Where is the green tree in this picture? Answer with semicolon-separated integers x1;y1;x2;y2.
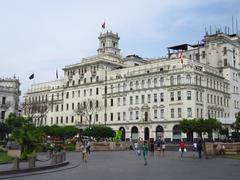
83;126;115;141
12;123;43;159
0;122;10;140
180;118;221;140
5;114;43;159
232;114;240;133
40;125;79;139
5;113;32;133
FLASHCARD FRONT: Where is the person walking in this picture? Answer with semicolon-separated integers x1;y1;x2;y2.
81;142;88;163
179;140;186;158
142;141;149;166
86;141;91;154
162;141;166;156
150;140;155;156
156;140;161;156
197;140;203;159
193;141;197;158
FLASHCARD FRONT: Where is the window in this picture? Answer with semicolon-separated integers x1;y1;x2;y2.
123;83;126;91
154;78;157;87
135;96;139;104
130;111;133;120
72;103;74;110
90;89;92;96
141;80;145;88
177;75;181;85
96;88;99;95
130;82;133;90
84;89;86;96
72;91;75;98
160;109;164;119
61;117;63;124
96;114;98;122
118;84;120;92
187;91;191;100
147;94;151;103
160;93;164;102
96;100;99;108
170;92;174;101
178;108;182;118
66;116;68;124
136;81;139;89
223;47;227;55
111;99;113;106
71;116;74;123
51;117;53;124
136;111;139;120
118;112;120;121
160;77;164;86
170;76;174;85
187;108;192;117
56;105;59;112
130;96;133;105
147;79;151;88
111;113;113;121
1;111;5;120
123;112;126;121
123;97;126;105
171;109;174;118
177;91;181;101
66;103;69;110
78;90;80;97
142;95;145;104
186;74;191;84
118;98;120;106
154;94;157;103
202;51;206;59
66;92;69;99
154;110;157;119
224;59;228;66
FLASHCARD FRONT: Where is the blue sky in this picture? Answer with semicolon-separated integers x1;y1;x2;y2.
0;0;239;99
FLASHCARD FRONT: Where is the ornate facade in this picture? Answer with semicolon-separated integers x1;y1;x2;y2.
0;77;21;121
24;31;240;141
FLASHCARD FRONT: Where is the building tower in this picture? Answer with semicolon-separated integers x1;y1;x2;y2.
97;31;121;56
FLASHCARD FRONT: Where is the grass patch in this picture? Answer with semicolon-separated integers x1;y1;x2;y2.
0;151;12;164
224;155;240;160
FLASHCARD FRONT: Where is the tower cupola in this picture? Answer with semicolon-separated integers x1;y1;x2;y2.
97;31;120;56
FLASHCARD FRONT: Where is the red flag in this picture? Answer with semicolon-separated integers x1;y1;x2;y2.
102;21;105;29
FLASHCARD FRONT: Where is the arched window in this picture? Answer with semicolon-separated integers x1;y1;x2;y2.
160;77;164;86
177;75;181;85
170;76;174;85
147;79;151;88
186;74;191;84
123;83;126;91
130;81;133;90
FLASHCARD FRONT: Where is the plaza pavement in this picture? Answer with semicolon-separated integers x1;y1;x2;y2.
1;150;240;180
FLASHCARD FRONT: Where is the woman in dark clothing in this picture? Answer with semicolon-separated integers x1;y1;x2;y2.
197;140;203;159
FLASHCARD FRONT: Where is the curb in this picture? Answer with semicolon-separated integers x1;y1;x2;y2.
0;161;69;176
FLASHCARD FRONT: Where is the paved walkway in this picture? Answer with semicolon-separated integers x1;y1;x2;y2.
1;151;240;180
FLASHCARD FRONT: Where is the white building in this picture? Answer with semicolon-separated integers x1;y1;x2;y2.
24;31;240;142
0;77;21;121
